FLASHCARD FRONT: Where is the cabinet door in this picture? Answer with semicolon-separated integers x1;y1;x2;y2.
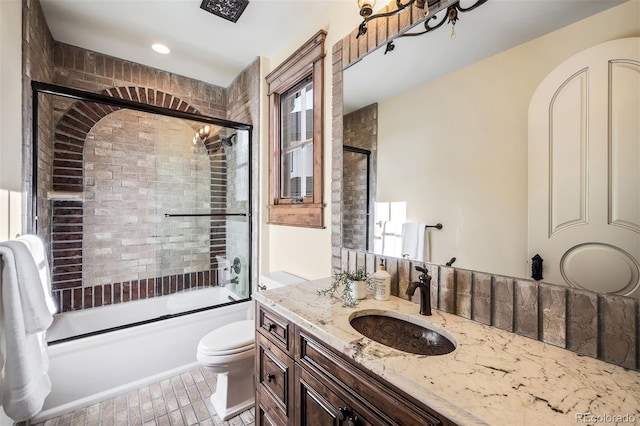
256;332;295;425
295;364;377;426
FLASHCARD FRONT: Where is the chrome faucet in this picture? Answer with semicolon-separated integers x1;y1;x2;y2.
406;266;432;316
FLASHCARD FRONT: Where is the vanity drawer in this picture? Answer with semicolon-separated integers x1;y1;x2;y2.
256;332;295;425
257;303;293;355
256;399;285;426
296;328;446;426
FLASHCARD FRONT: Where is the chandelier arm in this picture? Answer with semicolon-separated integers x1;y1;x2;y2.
398;30;429;37
421;7;451;33
395;0;415;9
455;0;488;12
384;41;396;54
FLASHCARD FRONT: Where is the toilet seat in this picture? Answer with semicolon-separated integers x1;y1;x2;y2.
197;320;255;357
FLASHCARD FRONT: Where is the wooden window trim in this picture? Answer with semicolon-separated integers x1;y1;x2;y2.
266;30;326;228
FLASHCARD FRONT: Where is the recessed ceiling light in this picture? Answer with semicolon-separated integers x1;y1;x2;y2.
152;43;170;54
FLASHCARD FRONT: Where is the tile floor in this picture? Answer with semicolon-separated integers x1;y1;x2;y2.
30;366;255;426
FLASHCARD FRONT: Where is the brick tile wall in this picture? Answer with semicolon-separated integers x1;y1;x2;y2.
23;0;55;243
343;104;377;251
25;6;258;312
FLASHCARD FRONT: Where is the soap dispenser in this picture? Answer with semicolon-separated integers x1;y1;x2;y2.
373;260;391;301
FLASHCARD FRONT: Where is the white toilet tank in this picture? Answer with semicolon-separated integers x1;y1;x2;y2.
258;271;306;290
245;272;306;320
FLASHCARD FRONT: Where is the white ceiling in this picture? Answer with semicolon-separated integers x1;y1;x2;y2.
39;0;627;109
39;0;351;88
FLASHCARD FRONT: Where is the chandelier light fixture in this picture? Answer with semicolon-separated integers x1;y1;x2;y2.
356;0;488;52
193;125;211;145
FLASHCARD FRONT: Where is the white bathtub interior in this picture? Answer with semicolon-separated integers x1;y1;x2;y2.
37;296;252;423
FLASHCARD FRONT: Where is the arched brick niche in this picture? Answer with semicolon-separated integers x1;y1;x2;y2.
51;86;229;312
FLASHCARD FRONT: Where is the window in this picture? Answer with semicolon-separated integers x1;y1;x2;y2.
266;30;326;228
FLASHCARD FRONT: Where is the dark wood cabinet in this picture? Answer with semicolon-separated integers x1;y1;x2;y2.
255;302;455;426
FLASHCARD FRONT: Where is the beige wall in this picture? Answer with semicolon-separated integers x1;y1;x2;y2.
0;0;23;242
0;3;22;422
376;1;640;278
259;3;361;280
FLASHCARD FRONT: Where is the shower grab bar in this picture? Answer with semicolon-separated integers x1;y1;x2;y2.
164;213;248;217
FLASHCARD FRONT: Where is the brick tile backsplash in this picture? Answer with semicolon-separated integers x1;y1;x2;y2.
540;283;566;347
514;280;539;339
343;248;639;371
472;272;492;325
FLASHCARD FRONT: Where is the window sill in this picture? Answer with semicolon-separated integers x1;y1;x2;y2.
268;203;324;228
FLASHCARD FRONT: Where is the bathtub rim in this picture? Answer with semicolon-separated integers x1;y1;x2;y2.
47;294;252;345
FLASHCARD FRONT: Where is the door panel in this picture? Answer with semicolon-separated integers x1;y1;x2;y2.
528;37;640;298
549;68;588;234
610;60;640;232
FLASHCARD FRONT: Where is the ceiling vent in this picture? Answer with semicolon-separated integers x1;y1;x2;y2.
200;0;249;23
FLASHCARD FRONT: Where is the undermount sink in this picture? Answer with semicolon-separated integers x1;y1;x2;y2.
349;310;457;356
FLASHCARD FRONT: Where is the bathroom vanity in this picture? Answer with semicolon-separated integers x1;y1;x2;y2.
255;301;449;425
254;278;640;425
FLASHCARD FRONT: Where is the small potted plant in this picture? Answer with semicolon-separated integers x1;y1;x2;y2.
317;268;371;307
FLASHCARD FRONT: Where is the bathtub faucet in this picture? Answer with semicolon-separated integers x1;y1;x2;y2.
406;266;432;316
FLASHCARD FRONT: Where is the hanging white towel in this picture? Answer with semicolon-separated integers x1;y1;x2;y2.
0;240;53;421
381;221;403;258
16;235;56;316
401;222;430;262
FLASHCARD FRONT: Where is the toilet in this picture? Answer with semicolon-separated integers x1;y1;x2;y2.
196;271;306;420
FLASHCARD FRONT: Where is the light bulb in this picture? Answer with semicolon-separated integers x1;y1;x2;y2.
358;0;375;17
451;24;456;39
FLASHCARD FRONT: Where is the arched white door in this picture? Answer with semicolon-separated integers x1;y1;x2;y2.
528;37;640;299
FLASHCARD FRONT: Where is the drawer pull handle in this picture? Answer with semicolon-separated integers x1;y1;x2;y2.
266;323;276;332
338;407;351;421
267;373;275;383
347;415;359;426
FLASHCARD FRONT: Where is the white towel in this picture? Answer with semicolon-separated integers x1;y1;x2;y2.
16;235;56;316
0;240;53;421
381;221;403;258
401;222;430;262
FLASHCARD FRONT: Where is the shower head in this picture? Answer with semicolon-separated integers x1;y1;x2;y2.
220;133;236;146
209;133;236;153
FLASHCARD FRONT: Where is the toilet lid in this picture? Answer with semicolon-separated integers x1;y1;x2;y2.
199;320;255;355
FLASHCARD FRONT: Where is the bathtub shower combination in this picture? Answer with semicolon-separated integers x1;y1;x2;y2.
30;82;254;420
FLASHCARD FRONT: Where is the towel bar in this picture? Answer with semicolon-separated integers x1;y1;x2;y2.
376;222;443;229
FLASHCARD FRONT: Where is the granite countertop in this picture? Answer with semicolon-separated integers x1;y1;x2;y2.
253;278;640;426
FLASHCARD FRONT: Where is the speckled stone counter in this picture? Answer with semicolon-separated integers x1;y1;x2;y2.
253;278;640;426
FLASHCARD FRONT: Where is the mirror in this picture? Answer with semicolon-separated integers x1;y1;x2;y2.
340;0;636;284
